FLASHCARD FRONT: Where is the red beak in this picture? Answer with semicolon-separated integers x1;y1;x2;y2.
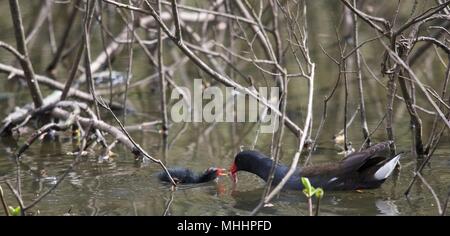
215;168;228;177
230;162;238;183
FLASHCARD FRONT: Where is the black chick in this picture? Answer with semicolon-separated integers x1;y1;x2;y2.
158;167;227;184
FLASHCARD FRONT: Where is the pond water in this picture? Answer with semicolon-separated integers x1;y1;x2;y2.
0;89;448;216
0;1;449;216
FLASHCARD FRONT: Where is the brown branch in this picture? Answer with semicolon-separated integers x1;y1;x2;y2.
23;123;94;212
0;41;25;61
160;0;259;25
46;0;81;73
25;0;52;46
106;0;304;137
0;63;125;110
158;0;169;135
414;36;450;54
8;0;44;108
409;21;450;65
352;0;370;146
5;180;25;215
393;0;450;37
417;172;443;215
95;97;178;186
339;0;390;35
0;185;10;216
15;123;71;158
264;64;315;203
251;70;288;216
171;0;183;40
381;38;450;130
443;189;450;216
61;0;97;101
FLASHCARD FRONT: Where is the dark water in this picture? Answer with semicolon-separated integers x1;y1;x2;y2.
0;90;449;216
0;1;449;216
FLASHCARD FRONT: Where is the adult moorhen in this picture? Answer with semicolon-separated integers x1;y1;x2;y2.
158;167;227;184
230;141;402;191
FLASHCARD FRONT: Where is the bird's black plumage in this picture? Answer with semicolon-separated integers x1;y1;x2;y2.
158;167;224;184
231;141;402;191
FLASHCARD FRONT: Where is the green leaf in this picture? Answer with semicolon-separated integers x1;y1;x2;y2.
301;177;311;190
301;177;313;197
8;206;21;216
315;188;324;199
301;177;326;200
302;189;310;198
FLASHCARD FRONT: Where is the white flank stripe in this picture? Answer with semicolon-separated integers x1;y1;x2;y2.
328;177;338;183
374;153;402;180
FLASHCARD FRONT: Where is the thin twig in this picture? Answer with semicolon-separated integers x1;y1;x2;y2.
416;172;443;215
0;185;10;216
23;123;94;211
158;0;169;135
5;180;25;215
